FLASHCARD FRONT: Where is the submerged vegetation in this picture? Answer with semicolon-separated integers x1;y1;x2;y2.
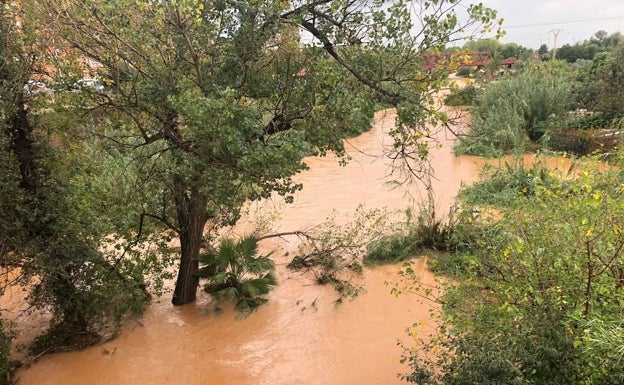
364;209;455;265
1;0;500;368
196;236;276;313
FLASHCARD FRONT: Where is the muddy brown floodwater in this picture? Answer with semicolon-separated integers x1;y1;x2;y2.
15;108;570;385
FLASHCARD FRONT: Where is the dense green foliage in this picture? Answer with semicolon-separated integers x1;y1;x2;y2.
401;157;624;385
452;35;624;158
45;0;374;308
41;0;501;307
444;83;477;106
455;63;573;157
556;30;623;63
575;43;624;118
460;38;533;60
365;208;456;265
365;233;419;265
458;158;560;207
196;236;276;313
398;30;624;385
0;0;502;361
3;0;624;381
0;0;160;357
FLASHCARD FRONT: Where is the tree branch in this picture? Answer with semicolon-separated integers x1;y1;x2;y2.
298;18;401;105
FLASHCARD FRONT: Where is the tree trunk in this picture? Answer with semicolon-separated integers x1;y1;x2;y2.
172;187;208;306
6;95;39;194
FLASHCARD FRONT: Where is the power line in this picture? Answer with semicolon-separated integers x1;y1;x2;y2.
505;16;624;29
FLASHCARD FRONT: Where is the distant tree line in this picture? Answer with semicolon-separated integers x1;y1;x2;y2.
459;38;534;61
556;30;623;63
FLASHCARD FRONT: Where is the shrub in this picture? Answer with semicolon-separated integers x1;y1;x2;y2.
364;209;456;265
365;233;417;265
455;66;473;77
458;160;560;207
455;63;573;157
455;102;527;156
399;161;624;385
196;236;277;313
444;83;477;106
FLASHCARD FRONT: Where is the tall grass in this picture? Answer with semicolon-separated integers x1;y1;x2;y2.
455;64;573;157
458;160;560;207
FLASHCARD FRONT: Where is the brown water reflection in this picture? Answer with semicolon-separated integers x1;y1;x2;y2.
15;109;568;385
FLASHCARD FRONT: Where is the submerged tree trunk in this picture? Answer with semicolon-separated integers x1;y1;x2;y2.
172;187;208;306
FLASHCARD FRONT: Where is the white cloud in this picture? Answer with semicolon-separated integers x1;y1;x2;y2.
480;0;624;48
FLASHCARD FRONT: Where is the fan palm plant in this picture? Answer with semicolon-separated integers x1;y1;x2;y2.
196;236;277;312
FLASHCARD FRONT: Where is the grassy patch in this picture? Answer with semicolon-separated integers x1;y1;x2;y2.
445;84;477;106
458;160;559;207
364;210;456;266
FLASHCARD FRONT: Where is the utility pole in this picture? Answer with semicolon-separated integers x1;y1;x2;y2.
550;28;563;61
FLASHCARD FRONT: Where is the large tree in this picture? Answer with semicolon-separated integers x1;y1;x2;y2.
44;0;501;306
1;0;152;356
586;42;624;117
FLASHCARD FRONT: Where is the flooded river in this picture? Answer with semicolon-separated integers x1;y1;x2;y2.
14;108;566;384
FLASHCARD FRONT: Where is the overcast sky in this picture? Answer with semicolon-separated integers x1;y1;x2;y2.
477;0;624;48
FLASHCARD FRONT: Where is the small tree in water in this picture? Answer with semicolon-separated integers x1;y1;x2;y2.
196;236;276;313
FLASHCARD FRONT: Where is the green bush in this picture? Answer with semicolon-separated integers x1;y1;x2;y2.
196;236;277;313
430;209;504;278
411;210;454;251
455;102;527;156
400;161;624;385
577;44;624;117
559;113;613;130
455;63;573;157
455;66;473;77
364;210;455;265
444;84;477;106
458;160;559;207
365;233;417;265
